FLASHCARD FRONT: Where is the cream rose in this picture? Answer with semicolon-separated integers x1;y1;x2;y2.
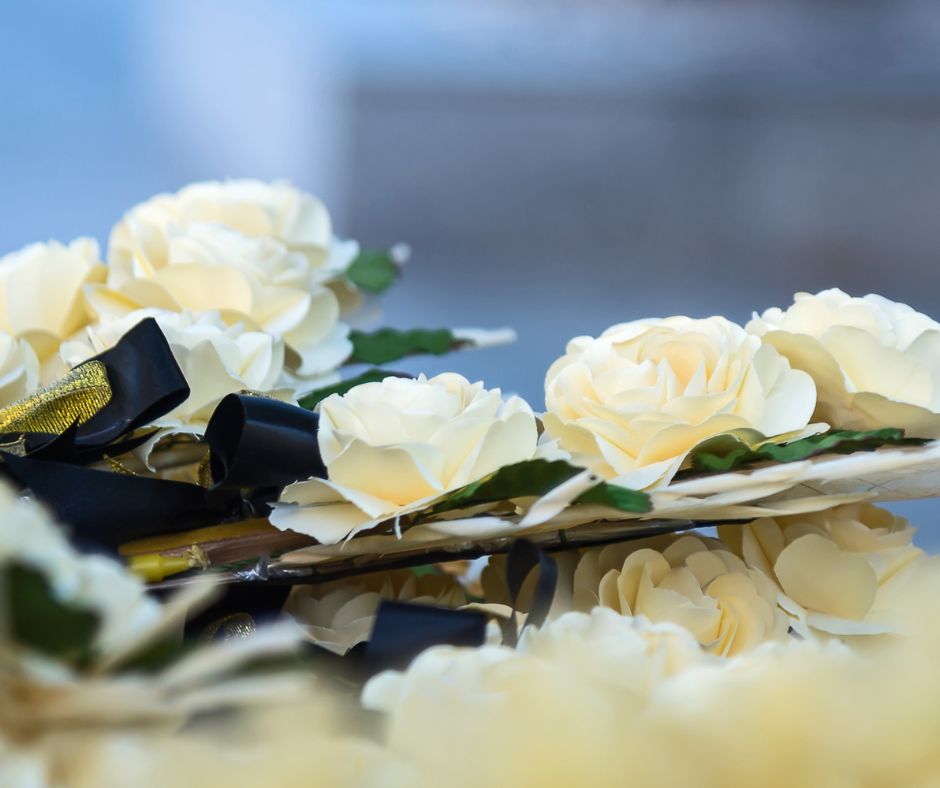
109;178;356;277
60;309;287;458
273;373;539;544
0;238;105;377
543;316;819;489
571;535;789;657
0;333;39;408
364;607;707;717
747;288;940;437
718;503;925;638
96;181;353;379
285;569;467;654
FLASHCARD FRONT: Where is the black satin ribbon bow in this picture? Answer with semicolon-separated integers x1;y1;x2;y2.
0;318;326;549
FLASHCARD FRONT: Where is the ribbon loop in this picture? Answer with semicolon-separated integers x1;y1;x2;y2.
205;394;325;490
503;539;558;647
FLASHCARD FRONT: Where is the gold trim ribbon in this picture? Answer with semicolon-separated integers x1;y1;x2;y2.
0;360;111;436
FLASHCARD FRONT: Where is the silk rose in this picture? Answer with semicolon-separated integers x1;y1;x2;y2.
718;503;924;639
0;238;105;380
94;180;354;380
748;288;940;437
273;373;539;543
543;316;819;488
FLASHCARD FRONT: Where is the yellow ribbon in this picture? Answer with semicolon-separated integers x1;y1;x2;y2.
0;360;111;437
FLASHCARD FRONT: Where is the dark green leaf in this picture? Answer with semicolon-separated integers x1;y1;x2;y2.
349;328;458;366
298;368;411;410
574;482;650;512
689;428;927;474
4;562;99;663
346;250;400;293
410;564;442;578
428;459;650;516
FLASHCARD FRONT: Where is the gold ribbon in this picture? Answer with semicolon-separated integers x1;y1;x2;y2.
0;360;111;437
201;613;257;643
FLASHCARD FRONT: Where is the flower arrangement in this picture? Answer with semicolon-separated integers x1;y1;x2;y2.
4;180;940;786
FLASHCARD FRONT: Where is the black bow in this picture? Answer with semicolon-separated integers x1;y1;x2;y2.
0;318;326;549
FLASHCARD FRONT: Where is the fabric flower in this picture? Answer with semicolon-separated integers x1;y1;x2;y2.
273;373;539;544
718;503;925;638
0;238;105;379
0;332;39;408
747;288;940;437
364;607;707;717
109;178;356;279
285;569;467;654
569;535;789;656
543;316;819;489
60;309;287;458
0;481;158;655
95;181;354;380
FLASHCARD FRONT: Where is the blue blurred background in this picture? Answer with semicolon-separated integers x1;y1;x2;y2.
3;0;939;537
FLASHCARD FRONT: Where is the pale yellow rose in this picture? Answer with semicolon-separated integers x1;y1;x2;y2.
97;181;353;379
285;569;467;654
718;503;924;638
0;332;39;408
569;535;789;657
543;316;819;489
60;309;287;460
109;178;354;277
0;238;105;376
363;607;707;718
748;288;940;437
273;373;539;544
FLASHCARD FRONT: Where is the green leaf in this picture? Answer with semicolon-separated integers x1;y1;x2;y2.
428;459;651;516
410;564;442;578
298;368;410;410
689;428;927;475
346;250;400;293
349;328;458;366
4;562;99;663
574;482;650;512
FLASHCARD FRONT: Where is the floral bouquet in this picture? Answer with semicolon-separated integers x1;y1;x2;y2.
4;180;940;787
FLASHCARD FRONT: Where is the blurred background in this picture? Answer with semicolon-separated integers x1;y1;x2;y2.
2;0;940;534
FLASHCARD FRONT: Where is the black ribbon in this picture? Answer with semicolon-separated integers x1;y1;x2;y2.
363;599;488;672
0;319;190;464
502;538;558;647
3;453;227;545
76;318;190;448
205;393;325;489
0;319;327;549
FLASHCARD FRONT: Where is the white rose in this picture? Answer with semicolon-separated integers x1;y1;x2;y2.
571;535;789;657
0;332;39;409
747;288;940;437
0;238;105;376
718;503;925;638
97;182;353;379
273;373;539;544
543;316;819;489
110;178;353;276
0;481;159;655
285;569;467;655
516;607;705;685
363;608;708;717
61;309;287;452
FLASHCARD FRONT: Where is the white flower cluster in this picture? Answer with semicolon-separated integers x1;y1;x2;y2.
0;179;370;449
